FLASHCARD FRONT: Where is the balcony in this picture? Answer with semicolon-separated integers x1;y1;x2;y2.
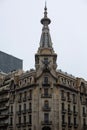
27;96;32;100
22;123;27;127
27;122;32;126
18;99;22;103
42;82;50;87
67;98;72;102
73;111;78;116
0;97;9;103
41;94;52;98
68;110;72;115
0;114;9;119
41;121;52;125
22;110;26;114
83;112;86;117
81;101;86;105
68;123;73;128
23;98;27;102
61;96;66;101
74;124;78;128
16;123;21;128
73;100;77;104
0;122;8;127
62;122;67;127
17;122;31;127
9;112;13;116
0;106;9;110
42;107;51;111
83;124;87;130
28;109;32;113
17;111;21;115
62;109;67;114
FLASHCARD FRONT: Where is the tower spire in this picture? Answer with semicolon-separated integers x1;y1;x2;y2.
39;4;52;48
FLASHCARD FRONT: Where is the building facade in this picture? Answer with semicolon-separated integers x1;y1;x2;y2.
0;5;87;130
0;51;23;73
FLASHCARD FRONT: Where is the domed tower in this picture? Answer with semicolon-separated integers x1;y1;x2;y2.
35;4;57;77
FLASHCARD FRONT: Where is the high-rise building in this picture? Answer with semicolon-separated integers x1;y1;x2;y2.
0;51;23;73
0;5;87;130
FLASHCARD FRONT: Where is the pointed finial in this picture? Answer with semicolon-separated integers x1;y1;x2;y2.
45;1;47;10
44;1;47;17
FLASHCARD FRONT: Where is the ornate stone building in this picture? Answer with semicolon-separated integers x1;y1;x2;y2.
0;5;87;130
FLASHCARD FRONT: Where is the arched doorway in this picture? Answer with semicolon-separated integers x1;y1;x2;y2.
42;126;51;130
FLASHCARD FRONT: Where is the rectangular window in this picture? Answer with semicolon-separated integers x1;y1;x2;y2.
24;91;26;99
44;89;48;96
83;107;85;114
29;115;32;124
24;116;26;124
11;106;13;113
62;115;65;123
61;90;64;98
62;103;64;110
67;92;70;101
73;94;77;103
74;117;76;125
29;90;32;99
19;116;21;124
19;105;21;112
44;113;49;122
68;116;71;125
73;105;76;113
29;103;32;110
10;117;13;125
19;93;22;100
83;118;86;126
24;104;26;111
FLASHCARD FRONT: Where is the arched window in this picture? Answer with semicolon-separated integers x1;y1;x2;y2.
44;76;48;84
44;100;49;108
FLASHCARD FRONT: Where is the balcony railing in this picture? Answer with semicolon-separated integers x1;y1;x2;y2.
0;97;9;102
83;124;87;130
41;121;52;125
0;106;9;110
68;123;73;128
41;94;52;98
62;109;67;114
18;99;22;103
81;101;86;105
16;122;32;127
62;122;67;127
68;110;72;115
9;112;13;116
42;107;51;111
17;111;21;115
27;96;32;100
0;114;9;119
0;122;8;127
74;124;78;128
73;100;77;104
83;112;86;117
73;111;78;116
61;96;66;101
42;82;50;87
67;98;72;102
23;98;27;102
22;110;26;114
28;109;32;113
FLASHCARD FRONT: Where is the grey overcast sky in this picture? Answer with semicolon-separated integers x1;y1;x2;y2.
0;0;87;79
